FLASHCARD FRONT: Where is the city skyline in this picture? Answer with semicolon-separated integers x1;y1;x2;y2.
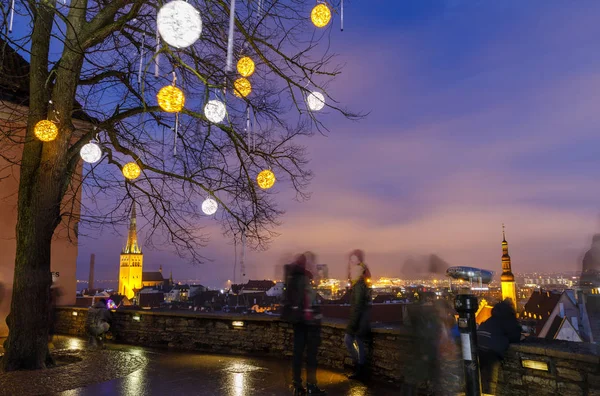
76;1;600;285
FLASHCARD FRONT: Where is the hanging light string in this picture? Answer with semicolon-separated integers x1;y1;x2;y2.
341;0;344;31
137;32;146;84
225;0;236;72
172;72;179;156
154;18;160;77
8;0;15;34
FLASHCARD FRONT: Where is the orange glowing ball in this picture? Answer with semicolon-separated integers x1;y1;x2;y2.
34;120;58;142
237;57;255;78
233;78;252;98
257;169;276;189
157;85;185;112
311;4;331;28
122;162;141;180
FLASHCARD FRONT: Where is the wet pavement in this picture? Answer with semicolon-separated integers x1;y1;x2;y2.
1;336;401;396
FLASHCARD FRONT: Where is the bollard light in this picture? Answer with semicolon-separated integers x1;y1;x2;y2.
522;360;549;371
72;311;78;316
232;321;244;327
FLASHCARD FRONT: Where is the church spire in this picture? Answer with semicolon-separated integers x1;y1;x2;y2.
123;201;141;254
501;224;514;282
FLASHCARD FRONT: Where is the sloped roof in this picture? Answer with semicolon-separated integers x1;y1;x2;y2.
585;294;600;343
244;280;276;290
143;271;164;282
523;290;562;333
544;316;564;340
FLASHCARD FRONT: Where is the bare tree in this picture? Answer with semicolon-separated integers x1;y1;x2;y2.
0;0;361;370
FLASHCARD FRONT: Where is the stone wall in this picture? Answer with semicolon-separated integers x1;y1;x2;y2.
55;307;600;394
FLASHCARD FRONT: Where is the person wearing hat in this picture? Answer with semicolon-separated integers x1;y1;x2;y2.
345;249;371;380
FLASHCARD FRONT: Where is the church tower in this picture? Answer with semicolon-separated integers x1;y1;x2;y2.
500;224;518;311
118;202;143;299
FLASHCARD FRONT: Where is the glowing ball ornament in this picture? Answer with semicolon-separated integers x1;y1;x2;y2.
307;91;325;111
34;120;58;142
311;3;331;28
257;169;276;190
202;198;218;215
122;162;141;180
80;141;102;164
157;0;203;49
237;57;255;78
157;85;185;112
233;78;252;98
204;100;227;123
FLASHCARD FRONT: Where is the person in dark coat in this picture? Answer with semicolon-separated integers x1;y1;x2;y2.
345;249;371;380
477;299;522;394
86;298;112;349
283;253;326;396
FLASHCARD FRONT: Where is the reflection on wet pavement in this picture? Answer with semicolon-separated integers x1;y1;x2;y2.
50;336;399;396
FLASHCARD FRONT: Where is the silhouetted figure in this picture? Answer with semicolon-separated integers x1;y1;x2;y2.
344;249;371;381
48;285;62;345
282;253;326;395
401;292;444;396
477;299;522;395
86;298;112;349
580;234;600;289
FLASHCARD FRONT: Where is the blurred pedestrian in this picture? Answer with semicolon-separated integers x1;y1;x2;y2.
48;285;62;348
344;249;371;380
86;298;112;349
282;252;326;395
477;298;522;395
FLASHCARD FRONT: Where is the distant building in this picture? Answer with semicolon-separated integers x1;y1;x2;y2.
500;225;518;311
266;281;285;298
232;280;276;295
523;290;588;342
137;287;164;308
118;203;174;298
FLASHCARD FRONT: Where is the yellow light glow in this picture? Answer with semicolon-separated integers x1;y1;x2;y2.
233;78;252;98
157;85;185;112
522;360;549;371
256;169;276;189
311;4;331;28
237;57;255;77
34;120;58;142
72;311;78;316
232;320;244;327
122;162;141;180
132;315;141;322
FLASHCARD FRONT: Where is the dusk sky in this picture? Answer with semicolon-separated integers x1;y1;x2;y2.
77;1;600;287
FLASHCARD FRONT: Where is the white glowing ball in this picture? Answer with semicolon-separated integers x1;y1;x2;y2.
157;1;202;49
80;142;102;164
307;91;325;111
202;198;218;215
204;100;227;123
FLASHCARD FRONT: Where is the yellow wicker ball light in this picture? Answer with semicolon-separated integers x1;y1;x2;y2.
237;57;255;78
122;162;141;180
257;169;276;190
34;120;58;142
157;85;185;113
233;78;252;98
311;3;331;28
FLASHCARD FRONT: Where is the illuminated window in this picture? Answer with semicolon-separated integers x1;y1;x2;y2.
534;314;537;319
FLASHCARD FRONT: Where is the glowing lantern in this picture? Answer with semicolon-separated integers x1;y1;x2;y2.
157;0;203;49
233;78;252;98
34;120;58;142
311;3;331;28
307;91;325;111
157;85;185;112
237;57;255;78
202;198;218;215
257;169;276;190
204;100;227;123
122;162;141;180
80;141;102;164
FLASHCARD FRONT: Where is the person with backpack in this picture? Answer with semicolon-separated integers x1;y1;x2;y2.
345;249;372;380
282;252;326;396
86;298;112;349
